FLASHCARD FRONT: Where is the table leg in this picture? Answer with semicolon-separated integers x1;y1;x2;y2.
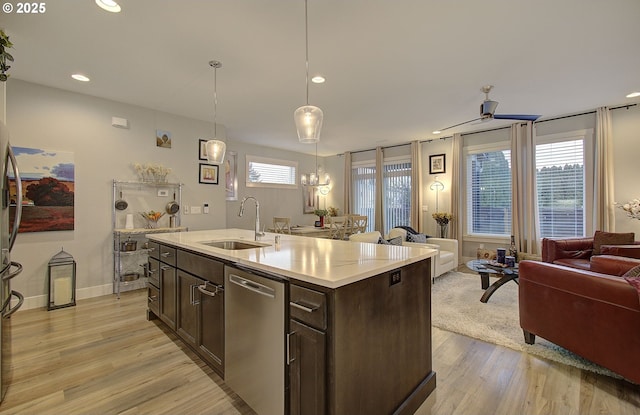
480;272;490;290
480;274;518;303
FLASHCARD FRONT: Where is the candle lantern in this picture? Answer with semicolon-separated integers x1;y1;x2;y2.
47;248;76;310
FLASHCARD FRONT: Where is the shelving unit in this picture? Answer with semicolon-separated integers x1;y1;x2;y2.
112;180;187;297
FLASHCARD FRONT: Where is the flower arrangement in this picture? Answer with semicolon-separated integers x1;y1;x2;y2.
133;163;172;183
140;210;165;228
327;206;339;217
432;212;453;225
313;209;328;217
618;198;640;220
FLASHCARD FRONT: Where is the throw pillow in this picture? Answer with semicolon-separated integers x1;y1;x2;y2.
477;248;497;260
377;236;403;246
407;233;428;243
593;230;635;255
622;264;640;304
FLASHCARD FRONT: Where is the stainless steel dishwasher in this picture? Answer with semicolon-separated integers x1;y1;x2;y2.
225;265;285;415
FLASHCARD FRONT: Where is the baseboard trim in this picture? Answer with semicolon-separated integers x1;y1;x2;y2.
14;283;114;311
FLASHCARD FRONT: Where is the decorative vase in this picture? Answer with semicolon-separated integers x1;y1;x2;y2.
438;223;448;238
319;216;325;227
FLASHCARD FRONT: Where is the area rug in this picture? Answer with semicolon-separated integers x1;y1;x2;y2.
431;271;620;378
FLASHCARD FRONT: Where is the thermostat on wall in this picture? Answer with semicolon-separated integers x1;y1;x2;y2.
157;189;169;197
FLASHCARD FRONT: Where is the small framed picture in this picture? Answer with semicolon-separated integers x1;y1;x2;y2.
429;154;446;174
199;163;219;185
199;139;208;160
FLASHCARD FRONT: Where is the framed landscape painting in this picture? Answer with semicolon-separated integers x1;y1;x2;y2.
9;146;75;232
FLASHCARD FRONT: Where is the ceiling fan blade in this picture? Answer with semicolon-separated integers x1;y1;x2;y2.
493;114;541;121
436;117;482;133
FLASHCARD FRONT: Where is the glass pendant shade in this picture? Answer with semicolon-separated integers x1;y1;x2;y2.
206;138;226;164
295;105;323;143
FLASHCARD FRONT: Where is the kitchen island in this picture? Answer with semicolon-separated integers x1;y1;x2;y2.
147;228;437;415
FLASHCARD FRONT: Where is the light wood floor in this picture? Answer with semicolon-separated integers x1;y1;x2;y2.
0;290;638;415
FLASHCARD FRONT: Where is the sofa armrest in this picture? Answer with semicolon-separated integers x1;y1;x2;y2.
542;237;594;263
518;260;639;310
590;254;640;276
425;237;457;253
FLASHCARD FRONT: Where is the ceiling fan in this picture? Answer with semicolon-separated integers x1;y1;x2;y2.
433;85;541;134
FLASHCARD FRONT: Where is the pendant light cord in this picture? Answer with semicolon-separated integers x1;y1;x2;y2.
304;0;309;106
209;60;222;138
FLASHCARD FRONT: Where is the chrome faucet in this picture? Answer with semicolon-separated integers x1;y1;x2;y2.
238;196;265;240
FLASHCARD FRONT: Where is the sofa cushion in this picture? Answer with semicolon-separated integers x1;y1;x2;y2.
591;255;640;276
623;264;640;303
439;251;454;267
378;236;403;246
600;244;640;259
407;233;428;243
593;230;634;255
388;228;407;240
349;231;382;243
553;258;591;271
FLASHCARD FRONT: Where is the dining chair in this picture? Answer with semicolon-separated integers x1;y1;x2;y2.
328;215;349;239
273;217;291;234
349;214;368;235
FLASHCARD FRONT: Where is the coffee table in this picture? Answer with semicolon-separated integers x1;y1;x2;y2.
466;259;519;303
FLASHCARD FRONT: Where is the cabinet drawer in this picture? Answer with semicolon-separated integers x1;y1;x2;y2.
177;250;224;285
290;285;327;331
148;284;159;316
148;241;160;260
159;245;177;266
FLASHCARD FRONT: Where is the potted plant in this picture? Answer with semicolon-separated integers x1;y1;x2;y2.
0;29;14;82
432;212;453;238
314;209;328;227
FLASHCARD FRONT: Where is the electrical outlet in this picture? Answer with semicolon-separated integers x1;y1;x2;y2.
422;205;428;212
203;203;209;214
191;206;202;214
389;270;402;286
183;205;189;215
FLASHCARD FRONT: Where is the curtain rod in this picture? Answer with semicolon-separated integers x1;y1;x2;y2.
336;103;637;155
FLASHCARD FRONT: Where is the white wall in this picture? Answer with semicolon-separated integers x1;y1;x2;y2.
8;80;227;307
612;104;640;234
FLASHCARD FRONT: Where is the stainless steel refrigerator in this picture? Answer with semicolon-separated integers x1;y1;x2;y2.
0;120;23;402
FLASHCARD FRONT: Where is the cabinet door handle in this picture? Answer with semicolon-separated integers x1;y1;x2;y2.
147;269;156;275
287;331;297;365
190;284;201;306
290;301;319;313
148;295;158;302
160;265;171;271
197;282;223;297
161;252;171;258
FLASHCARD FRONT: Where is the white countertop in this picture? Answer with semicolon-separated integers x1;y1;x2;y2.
147;228;436;288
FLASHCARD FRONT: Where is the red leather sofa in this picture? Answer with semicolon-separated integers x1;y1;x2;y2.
519;237;640;384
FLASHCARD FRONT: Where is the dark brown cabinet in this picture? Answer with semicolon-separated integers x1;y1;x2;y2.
159;263;177;330
176;270;202;348
175;249;225;378
289;284;327;415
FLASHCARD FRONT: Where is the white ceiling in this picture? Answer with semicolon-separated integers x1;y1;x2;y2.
3;0;640;156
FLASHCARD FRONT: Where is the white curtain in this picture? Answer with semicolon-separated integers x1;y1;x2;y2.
343;151;352;215
450;133;463;260
510;122;540;254
375;147;384;232
595;107;615;231
410;141;423;231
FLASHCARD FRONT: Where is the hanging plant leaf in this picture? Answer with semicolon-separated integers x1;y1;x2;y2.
4;51;13;61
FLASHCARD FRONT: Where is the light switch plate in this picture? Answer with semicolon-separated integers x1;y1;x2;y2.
157;189;169;197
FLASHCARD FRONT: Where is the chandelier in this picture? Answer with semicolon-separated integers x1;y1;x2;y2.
301;143;330;194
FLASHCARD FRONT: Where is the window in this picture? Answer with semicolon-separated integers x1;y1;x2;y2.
351;157;412;235
536;132;589;238
383;157;411;235
465;146;512;237
351;161;375;232
246;155;297;189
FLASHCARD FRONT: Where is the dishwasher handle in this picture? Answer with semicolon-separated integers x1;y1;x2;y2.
229;273;275;299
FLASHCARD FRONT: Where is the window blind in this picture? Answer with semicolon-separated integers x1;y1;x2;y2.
246;155;297;189
536;139;584;237
383;160;411;235
351;163;376;232
466;150;512;235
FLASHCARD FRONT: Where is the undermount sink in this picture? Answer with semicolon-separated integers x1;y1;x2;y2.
199;240;270;250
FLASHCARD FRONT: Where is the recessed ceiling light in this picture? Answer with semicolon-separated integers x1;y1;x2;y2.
627;92;640;98
71;74;90;82
311;75;325;84
432;130;441;135
95;0;121;13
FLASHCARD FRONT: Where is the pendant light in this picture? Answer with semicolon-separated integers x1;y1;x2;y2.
205;60;226;164
301;142;330;193
294;0;323;143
